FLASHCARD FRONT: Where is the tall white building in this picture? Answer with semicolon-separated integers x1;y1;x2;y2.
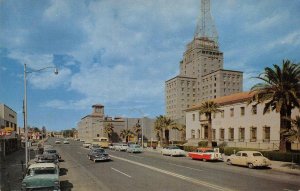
165;0;243;125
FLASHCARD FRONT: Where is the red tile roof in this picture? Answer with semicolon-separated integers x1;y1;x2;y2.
186;91;255;112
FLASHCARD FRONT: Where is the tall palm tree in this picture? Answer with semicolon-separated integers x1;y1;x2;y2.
199;101;221;147
120;129;134;143
249;60;300;152
133;120;141;141
172;124;186;141
104;122;114;141
154;115;175;145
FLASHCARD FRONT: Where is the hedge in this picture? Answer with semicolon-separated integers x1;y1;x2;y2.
222;147;300;163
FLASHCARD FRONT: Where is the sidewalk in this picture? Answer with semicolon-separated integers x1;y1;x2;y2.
0;148;36;191
144;147;300;175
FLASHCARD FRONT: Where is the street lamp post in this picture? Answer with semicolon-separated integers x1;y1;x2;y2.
24;63;58;168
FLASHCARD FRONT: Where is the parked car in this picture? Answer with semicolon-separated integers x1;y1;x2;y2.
44;148;61;159
87;148;111;162
22;163;60;191
226;151;271;169
55;140;61;144
161;146;186;156
127;144;143;153
63;140;69;144
188;148;222;161
34;154;59;165
83;142;91;148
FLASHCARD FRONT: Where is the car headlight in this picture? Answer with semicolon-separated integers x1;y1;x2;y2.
21;182;27;188
54;180;60;186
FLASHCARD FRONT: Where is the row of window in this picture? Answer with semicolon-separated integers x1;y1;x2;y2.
191;105;259;121
190;126;271;142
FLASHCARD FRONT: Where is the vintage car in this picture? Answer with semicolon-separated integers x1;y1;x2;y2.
63;140;69;144
89;144;102;150
188;148;222;161
115;143;129;151
44;148;61;159
83;142;92;148
22;163;60;191
127;144;143;153
161;146;186;157
55;140;61;144
226;151;271;169
87;148;111;162
32;154;59;165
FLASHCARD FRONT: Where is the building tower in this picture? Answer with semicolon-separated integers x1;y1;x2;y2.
165;0;243;132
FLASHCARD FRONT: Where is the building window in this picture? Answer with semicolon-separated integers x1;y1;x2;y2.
191;130;195;139
252;105;257;115
239;127;245;142
263;126;270;142
221;110;224;118
219;128;225;141
228;128;234;141
212;129;216;140
230;108;234;117
240;107;245;116
192;114;195;121
250;127;257;142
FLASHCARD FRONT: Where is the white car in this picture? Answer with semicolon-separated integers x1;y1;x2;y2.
63;140;69;144
161;146;186;157
226;151;271;169
116;144;128;151
83;142;91;148
55;140;61;144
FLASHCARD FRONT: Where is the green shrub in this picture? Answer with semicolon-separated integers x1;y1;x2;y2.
198;141;217;147
261;151;300;164
183;146;198;152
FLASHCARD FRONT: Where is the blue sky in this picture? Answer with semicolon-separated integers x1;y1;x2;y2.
1;0;300;131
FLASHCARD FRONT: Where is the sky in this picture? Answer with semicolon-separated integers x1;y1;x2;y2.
1;0;300;131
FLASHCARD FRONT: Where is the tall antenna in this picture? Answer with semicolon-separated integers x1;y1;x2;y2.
194;0;218;45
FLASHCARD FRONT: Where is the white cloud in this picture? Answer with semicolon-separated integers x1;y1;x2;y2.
266;31;300;50
8;51;54;69
245;13;287;32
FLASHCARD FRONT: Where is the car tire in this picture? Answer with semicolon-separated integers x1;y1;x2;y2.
94;159;96;163
226;159;232;165
248;163;254;169
203;158;207;162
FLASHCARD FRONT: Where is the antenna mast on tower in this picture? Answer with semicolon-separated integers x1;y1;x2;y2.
194;0;218;45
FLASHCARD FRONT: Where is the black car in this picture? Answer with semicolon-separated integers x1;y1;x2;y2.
87;148;110;162
43;148;61;159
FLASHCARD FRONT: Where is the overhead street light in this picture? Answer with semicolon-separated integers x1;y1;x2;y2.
24;63;58;168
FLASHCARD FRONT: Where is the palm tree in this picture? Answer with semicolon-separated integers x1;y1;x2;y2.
249;60;300;152
198;101;221;148
120;129;134;143
133;120;141;141
172;124;186;141
154;115;175;145
104;123;114;141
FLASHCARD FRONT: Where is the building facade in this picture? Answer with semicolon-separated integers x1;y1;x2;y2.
77;104;156;144
165;1;243;137
0;103;17;131
185;92;300;150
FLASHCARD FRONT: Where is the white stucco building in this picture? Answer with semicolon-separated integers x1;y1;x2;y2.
185;92;300;150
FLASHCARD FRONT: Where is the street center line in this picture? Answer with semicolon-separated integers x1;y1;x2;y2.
129;154;144;159
111;167;132;178
166;162;203;172
110;155;234;191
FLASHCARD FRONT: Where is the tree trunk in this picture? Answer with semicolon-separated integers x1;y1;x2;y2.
279;109;292;152
160;129;163;147
207;114;212;148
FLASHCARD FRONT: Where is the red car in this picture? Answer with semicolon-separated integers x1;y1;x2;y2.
188;148;222;161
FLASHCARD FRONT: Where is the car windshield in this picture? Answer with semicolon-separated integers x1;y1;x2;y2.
29;168;57;175
94;149;105;153
133;145;141;148
45;150;57;154
253;153;263;157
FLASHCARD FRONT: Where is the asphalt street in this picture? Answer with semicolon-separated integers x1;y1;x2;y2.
48;138;300;191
